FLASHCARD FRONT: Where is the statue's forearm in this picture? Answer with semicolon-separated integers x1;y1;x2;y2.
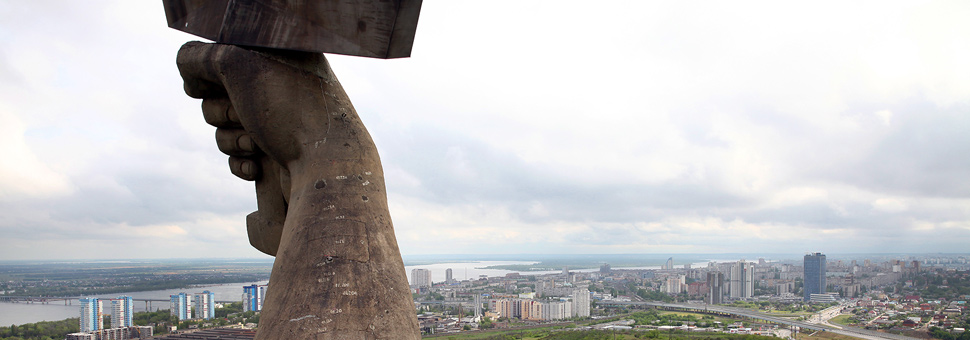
177;41;420;339
255;116;419;339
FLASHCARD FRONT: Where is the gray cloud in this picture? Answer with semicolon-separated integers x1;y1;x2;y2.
2;1;969;259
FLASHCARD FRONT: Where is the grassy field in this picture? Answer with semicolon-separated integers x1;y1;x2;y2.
762;310;814;317
657;311;738;324
827;315;857;326
797;331;864;340
426;325;569;340
427;329;780;340
427;310;781;340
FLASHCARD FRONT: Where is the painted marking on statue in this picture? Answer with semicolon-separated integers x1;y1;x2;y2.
335;238;345;244
342;290;358;296
336;175;348;180
335;215;345;220
289;315;318;322
330;308;342;314
364;171;372;176
334;283;350;288
362;180;370;186
323;205;336;211
314;139;327;148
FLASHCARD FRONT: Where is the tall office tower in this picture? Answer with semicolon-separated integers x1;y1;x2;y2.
79;298;102;332
194;291;215;320
411;268;432;288
445;268;453;284
706;272;724;304
665;257;674;270
571;288;591;317
729;260;753;299
804;253;827;302
170;293;191;320
599;263;611;273
243;284;263;312
110;296;133;328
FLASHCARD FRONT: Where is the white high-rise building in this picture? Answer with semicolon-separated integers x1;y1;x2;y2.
663;275;685;294
194;291;215;320
541;300;572;320
570;289;590;317
243;284;265;312
445;268;453;284
411;268;432;288
729;260;754;299
474;294;482;318
79;298;102;332
110;296;133;328
170;293;192;320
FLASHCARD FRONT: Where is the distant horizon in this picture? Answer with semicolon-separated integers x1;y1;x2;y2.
2;252;967;263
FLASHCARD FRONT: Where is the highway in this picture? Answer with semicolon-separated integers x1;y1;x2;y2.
600;301;918;340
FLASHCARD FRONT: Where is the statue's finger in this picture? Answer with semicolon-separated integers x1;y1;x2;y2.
216;128;258;157
176;41;228;99
202;97;241;127
229;156;259;181
248;157;288;257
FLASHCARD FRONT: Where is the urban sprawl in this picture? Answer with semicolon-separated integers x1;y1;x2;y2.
57;254;970;340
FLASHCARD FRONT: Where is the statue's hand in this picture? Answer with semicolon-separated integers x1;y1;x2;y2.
175;41;419;340
176;41;347;256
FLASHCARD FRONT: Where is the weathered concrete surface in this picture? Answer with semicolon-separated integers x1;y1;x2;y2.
177;41;420;340
163;0;422;58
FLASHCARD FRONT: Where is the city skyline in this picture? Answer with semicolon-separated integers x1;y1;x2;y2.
1;2;969;260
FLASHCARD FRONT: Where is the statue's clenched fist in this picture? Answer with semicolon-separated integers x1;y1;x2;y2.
176;42;419;340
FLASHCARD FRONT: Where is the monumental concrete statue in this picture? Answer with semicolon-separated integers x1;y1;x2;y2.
165;1;423;339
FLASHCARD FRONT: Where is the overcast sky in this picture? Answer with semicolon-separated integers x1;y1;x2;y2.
1;1;968;260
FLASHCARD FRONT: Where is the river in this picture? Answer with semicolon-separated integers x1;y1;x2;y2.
0;259;728;326
0;261;537;325
0;280;268;326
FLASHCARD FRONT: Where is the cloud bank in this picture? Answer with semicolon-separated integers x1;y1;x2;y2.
0;1;968;259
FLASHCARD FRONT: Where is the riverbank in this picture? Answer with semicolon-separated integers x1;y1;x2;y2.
0;280;268;326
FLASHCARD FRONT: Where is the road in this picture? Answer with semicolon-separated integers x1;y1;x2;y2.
600;301;918;340
809;302;850;330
